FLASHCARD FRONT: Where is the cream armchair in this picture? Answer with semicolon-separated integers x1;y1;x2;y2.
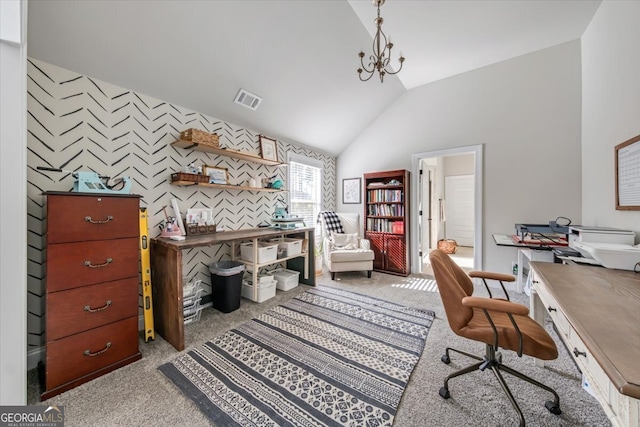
319;212;374;280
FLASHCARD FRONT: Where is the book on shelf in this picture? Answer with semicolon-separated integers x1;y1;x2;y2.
366;219;405;234
392;221;404;234
367;204;404;216
367;189;403;203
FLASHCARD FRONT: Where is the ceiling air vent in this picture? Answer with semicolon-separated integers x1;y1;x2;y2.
233;88;262;111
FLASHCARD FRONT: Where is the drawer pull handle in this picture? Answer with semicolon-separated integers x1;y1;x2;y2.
84;258;113;268
532;280;539;284
573;348;587;358
85;215;113;224
547;306;557;312
84;300;112;312
83;342;111;357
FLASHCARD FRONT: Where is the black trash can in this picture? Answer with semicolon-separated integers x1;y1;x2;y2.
209;260;245;313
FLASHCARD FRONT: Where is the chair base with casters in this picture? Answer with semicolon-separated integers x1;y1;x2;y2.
428;248;562;427
438;343;561;427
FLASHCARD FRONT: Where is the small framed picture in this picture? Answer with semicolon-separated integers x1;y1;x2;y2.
203;165;229;185
342;177;362;204
260;135;278;162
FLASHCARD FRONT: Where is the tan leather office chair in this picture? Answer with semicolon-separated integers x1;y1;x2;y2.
429;249;561;427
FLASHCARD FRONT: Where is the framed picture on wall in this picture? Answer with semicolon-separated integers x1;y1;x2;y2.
259;135;278;162
203;165;229;185
342;178;362;204
615;134;640;210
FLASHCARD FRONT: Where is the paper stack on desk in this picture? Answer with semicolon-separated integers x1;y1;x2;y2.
512;233;568;246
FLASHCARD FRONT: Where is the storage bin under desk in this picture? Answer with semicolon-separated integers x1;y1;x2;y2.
240;241;279;263
150;227;315;351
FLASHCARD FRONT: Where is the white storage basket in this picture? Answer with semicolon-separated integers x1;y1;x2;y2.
272;268;300;291
184;306;204;325
242;279;276;303
244;272;275;285
183;277;203;299
240;241;279;263
183;287;204;324
268;237;303;257
183;287;203;308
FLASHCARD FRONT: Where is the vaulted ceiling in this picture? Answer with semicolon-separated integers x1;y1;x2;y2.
27;0;601;156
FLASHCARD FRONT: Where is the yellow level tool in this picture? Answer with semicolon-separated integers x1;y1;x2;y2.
140;207;155;342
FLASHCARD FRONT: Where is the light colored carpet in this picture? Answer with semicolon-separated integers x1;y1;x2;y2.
29;270;611;426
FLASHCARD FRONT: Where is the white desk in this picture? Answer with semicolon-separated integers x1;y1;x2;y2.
492;234;556;293
529;262;640;427
517;248;554;293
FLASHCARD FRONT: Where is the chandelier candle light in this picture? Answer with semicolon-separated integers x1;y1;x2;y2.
358;0;405;83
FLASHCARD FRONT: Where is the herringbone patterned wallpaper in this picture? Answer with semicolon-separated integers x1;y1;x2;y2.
26;58;336;351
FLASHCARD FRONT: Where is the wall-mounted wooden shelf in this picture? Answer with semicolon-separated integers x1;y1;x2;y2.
170;180;285;192
172;139;287;167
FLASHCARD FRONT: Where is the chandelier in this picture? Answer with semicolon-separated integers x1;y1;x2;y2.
357;0;405;83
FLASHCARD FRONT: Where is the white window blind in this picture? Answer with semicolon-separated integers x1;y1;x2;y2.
288;156;322;229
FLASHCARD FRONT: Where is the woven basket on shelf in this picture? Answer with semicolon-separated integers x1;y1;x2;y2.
180;128;219;147
186;223;217;236
171;172;208;183
438;239;457;254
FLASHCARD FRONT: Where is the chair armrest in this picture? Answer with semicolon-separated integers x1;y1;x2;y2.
468;270;515;300
462;296;529;316
359;238;370;250
468;271;515;282
323;237;331;258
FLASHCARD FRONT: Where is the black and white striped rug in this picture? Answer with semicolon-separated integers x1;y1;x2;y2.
159;286;434;426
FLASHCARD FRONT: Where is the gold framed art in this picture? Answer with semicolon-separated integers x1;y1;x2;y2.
259;135;278;162
202;165;229;185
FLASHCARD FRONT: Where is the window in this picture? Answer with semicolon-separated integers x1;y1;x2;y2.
288;154;323;230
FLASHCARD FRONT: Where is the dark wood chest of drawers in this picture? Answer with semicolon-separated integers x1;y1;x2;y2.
41;192;142;400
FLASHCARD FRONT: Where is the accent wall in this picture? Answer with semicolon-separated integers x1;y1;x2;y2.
26;58;336;364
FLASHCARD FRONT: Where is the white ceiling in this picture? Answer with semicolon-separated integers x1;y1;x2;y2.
27;0;601;156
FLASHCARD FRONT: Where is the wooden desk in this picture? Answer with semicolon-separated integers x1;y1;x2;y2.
151;227;315;351
529;262;640;426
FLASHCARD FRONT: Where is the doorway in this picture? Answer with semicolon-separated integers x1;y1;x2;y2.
411;145;483;275
444;174;474;247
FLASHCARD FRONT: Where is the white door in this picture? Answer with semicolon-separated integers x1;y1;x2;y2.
444;175;474;246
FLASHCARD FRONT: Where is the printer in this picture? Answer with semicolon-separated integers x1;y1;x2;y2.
568;226;640;271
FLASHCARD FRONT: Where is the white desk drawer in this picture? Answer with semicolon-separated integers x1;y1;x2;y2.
567;327;611;408
531;274;570;338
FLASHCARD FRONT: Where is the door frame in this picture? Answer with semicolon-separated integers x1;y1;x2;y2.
410;144;483;274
